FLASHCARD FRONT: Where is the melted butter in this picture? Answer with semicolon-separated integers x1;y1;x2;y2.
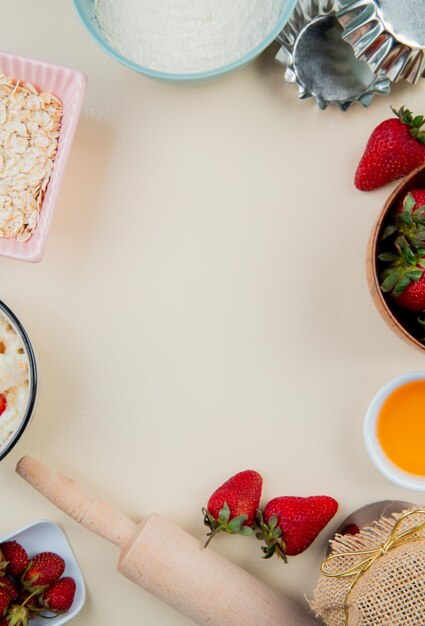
378;380;425;476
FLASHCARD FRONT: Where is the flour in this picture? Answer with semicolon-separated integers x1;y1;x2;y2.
94;0;284;74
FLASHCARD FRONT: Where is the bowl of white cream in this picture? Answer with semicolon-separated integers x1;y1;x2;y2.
73;0;298;80
0;301;37;461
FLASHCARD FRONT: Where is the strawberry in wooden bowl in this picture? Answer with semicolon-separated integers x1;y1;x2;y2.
367;164;425;351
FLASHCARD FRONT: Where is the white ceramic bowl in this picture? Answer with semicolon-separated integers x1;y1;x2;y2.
0;520;85;625
364;372;425;491
0;300;37;462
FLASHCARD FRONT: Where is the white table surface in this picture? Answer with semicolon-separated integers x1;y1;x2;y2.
1;1;425;624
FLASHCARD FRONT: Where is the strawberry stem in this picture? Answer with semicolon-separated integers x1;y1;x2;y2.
255;510;288;563
202;502;253;548
392;106;425;144
21;590;39;608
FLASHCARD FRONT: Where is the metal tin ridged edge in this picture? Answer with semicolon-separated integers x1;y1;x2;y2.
275;0;391;110
337;0;425;84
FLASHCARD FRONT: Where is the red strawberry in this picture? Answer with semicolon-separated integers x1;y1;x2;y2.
355;107;425;191
0;588;10;617
0;542;29;576
22;552;64;590
203;470;263;547
41;577;76;614
256;496;338;561
341;523;360;536
0;579;17;603
393;272;425;311
0;395;7;418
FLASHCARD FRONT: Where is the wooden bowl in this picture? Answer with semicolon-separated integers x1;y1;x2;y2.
367;164;425;352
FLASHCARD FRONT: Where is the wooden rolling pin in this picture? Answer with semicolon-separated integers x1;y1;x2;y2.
16;456;318;626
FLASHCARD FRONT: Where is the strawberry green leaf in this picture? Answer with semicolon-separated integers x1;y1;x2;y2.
400;246;416;265
238;526;254;536
418;259;425;269
413;205;425;219
415;230;425;240
394;277;412;296
381;271;400;293
381;268;394;279
395;234;410;250
382;225;397;239
404;193;416;213
378;252;399;262
262;544;276;559
399;210;414;226
228;514;247;532
268;516;278;530
405;269;423;281
393;107;425;144
219;503;231;524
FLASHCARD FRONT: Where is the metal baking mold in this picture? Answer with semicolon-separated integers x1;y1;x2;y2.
337;0;425;84
275;0;391;110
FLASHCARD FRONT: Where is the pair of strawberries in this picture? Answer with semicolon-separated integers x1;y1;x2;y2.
0;541;76;626
203;470;338;561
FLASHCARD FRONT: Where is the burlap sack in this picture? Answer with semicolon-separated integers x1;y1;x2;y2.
310;509;425;625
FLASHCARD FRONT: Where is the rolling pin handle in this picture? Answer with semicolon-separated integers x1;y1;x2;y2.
16;456;137;548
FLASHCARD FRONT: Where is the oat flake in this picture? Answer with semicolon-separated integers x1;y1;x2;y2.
0;75;62;242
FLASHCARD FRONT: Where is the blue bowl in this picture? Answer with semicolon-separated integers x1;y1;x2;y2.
73;0;298;81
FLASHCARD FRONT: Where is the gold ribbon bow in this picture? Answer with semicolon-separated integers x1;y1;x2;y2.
320;509;425;625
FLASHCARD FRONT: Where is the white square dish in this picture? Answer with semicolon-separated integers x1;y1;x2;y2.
0;520;85;625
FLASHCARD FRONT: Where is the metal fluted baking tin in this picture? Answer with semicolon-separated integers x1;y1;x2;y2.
275;0;391;110
337;0;425;84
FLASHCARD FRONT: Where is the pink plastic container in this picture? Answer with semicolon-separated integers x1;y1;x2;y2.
0;52;87;262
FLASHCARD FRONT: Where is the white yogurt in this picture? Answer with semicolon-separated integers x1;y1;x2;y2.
0;313;30;452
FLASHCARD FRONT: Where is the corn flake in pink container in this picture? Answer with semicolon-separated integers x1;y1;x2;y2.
0;52;87;262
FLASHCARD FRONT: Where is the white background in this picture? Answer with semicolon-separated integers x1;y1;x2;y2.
1;1;425;623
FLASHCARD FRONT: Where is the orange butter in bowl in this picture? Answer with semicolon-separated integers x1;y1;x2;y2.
364;374;425;490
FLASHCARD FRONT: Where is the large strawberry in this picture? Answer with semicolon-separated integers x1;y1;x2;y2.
203;470;263;547
22;552;64;591
0;543;29;577
256;496;338;561
355;107;425;191
41;577;76;614
380;191;425;311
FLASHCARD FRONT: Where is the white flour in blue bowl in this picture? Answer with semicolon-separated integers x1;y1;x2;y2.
94;0;285;74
